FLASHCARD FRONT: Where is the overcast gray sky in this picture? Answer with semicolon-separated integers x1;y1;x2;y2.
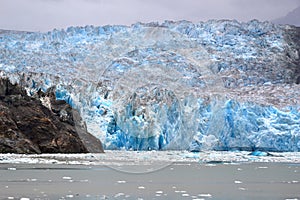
0;0;299;32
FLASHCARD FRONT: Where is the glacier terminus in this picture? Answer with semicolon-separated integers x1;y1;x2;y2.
0;20;299;152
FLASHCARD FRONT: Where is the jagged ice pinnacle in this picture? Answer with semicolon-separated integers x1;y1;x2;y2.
0;20;299;151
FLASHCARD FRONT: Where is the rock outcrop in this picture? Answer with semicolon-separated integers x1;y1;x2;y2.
0;78;103;153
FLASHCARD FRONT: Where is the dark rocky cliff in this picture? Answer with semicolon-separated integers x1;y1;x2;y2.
0;78;103;153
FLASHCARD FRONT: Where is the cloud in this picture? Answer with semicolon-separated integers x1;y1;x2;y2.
229;0;300;20
0;0;299;31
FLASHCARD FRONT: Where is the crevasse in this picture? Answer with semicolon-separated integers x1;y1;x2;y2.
0;20;299;151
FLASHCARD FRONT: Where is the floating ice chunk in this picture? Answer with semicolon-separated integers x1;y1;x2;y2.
258;166;268;169
205;164;217;167
114;193;125;197
249;151;269;156
117;180;126;184
183;152;200;159
175;190;187;193
27;178;37;182
198;193;212;197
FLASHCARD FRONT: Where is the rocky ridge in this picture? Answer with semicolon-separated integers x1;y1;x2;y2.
0;78;103;153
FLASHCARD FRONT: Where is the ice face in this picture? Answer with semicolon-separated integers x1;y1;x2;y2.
0;20;299;151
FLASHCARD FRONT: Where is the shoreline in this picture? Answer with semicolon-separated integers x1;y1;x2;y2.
1;151;300;166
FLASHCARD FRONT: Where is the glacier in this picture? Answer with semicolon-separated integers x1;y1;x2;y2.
0;20;299;151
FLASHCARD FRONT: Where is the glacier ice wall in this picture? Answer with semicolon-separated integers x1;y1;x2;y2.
0;20;299;151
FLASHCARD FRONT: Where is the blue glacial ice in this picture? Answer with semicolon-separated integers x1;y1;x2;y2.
0;20;299;151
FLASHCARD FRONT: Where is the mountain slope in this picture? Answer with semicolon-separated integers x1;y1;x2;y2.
272;6;300;26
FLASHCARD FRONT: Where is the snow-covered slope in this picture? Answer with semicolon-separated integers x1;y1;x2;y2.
0;20;299;151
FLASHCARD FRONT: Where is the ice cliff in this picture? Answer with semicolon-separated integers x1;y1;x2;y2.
0;20;299;151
